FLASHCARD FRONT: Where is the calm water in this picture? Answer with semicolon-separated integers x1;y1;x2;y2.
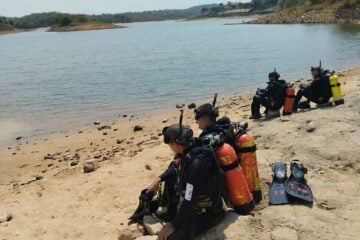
0;19;360;145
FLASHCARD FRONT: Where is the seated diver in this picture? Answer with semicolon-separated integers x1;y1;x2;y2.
250;70;287;119
293;66;332;112
146;124;225;240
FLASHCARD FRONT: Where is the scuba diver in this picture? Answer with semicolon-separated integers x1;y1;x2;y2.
194;95;261;209
293;64;332;112
250;70;287;119
146;112;225;240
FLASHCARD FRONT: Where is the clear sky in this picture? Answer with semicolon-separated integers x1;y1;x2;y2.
0;0;248;17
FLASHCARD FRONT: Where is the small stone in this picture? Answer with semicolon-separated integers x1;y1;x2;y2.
101;156;109;162
93;151;102;159
188;103;196;109
143;215;163;235
117;139;124;144
176;104;185;109
97;125;111;131
162;118;169;123
133;125;143;132
145;164;152;170
70;160;79;166
74;153;81;160
83;159;99;173
113;128;118;132
94;121;101;125
112;147;120;153
123;114;128;118
44;154;55;160
78;131;83;134
0;213;12;223
16;136;22;141
306;121;316;133
103;132;108;136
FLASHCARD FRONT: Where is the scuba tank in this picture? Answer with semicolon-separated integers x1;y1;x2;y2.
329;73;344;105
235;132;262;204
215;143;255;215
283;86;295;115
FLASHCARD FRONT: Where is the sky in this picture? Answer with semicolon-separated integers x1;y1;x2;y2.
0;0;248;17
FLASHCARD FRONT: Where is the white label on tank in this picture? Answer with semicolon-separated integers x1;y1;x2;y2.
185;183;193;201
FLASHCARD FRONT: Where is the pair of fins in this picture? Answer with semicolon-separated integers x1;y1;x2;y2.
269;160;313;205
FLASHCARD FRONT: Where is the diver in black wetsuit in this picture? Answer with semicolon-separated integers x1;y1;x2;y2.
147;124;225;240
293;66;332;112
250;70;287;119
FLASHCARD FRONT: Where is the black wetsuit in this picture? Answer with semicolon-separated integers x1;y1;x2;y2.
251;79;287;117
159;145;225;240
293;72;332;111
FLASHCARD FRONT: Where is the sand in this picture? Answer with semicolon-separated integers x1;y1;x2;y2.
0;66;359;239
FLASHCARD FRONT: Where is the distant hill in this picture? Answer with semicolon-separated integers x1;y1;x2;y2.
1;4;218;30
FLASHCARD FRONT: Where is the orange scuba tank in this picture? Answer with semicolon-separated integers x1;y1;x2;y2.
283;86;295;115
215;143;255;214
235;133;262;204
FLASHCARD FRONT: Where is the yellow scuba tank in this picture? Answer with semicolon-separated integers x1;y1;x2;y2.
329;74;344;105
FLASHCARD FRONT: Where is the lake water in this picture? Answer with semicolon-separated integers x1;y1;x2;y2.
0;19;360;146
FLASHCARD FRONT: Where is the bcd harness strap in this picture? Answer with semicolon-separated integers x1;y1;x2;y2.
235;145;257;153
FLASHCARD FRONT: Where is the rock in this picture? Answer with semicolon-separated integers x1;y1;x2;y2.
93;151;102;159
78;131;83;134
16;136;22;141
112;147;120;153
70;160;79;166
123;114;128;118
44;154;55;160
162;118;169;123
100;156;109;162
94;121;101;125
176;104;185;109
83;159;99;173
143;215;163;235
117;139;125;144
145;164;152;170
113;128;119;131
103;132;108;136
117;225;142;240
133;125;144;132
188;103;196;109
271;227;299;240
97;125;111;131
74;153;81;160
0;213;12;223
306;121;316;133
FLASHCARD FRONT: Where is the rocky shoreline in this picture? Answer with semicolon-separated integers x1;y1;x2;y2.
249;6;360;24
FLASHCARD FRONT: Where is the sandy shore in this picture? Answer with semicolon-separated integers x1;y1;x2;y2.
0;65;359;239
47;22;126;32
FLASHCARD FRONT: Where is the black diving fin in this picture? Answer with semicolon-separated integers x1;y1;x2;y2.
285;160;313;204
269;162;289;205
128;189;159;224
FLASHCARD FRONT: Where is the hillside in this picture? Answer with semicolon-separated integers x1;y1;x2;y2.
250;0;360;24
0;4;215;32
